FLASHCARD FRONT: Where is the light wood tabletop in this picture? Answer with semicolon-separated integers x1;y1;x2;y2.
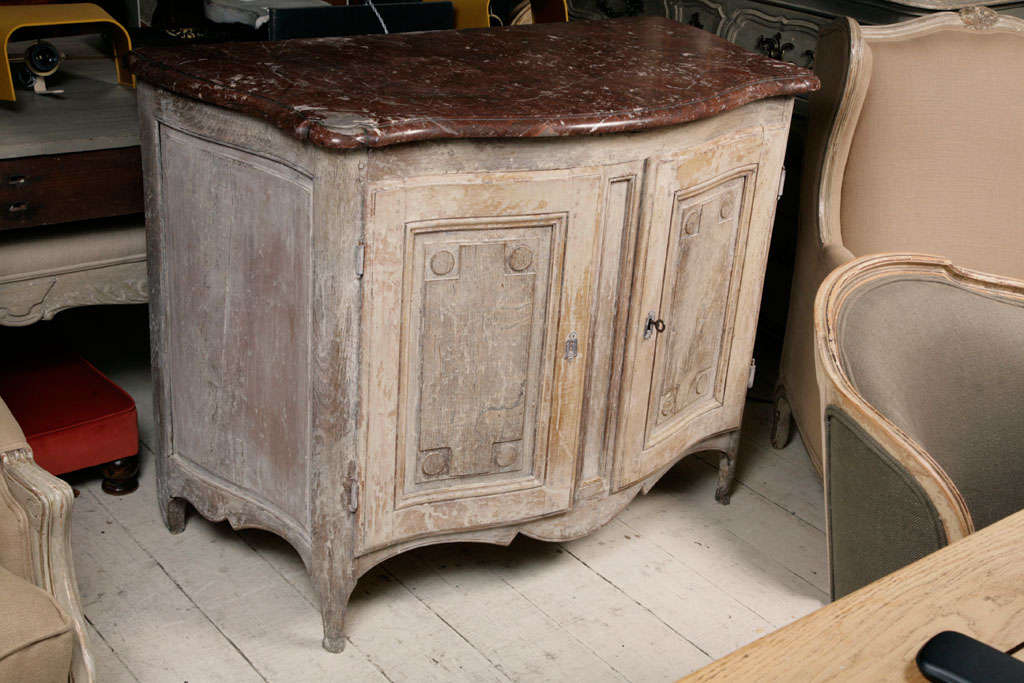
684;508;1024;681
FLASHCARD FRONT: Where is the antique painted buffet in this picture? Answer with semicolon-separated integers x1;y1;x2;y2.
129;17;817;651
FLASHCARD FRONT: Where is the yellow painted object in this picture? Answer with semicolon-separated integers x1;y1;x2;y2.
0;3;133;102
435;0;492;29
429;0;567;29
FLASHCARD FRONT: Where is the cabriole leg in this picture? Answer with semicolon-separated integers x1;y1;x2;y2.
160;496;188;534
770;386;794;449
714;430;741;505
318;567;356;653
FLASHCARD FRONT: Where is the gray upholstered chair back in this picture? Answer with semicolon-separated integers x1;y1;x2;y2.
834;275;1024;531
816;255;1024;598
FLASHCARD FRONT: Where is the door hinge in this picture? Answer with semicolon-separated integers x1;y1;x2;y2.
748;359;757;389
346;478;359;513
777;167;786;202
355;241;365;279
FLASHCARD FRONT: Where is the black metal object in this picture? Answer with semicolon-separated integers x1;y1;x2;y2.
756;32;794;60
268;3;455;40
917;631;1024;683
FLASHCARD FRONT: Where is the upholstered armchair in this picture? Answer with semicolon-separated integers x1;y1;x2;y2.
0;397;93;682
814;254;1024;598
773;8;1024;472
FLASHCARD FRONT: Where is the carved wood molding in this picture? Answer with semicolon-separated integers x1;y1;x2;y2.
661;0;728;33
1;447;95;682
959;5;1000;27
0;263;148;326
861;7;1024;39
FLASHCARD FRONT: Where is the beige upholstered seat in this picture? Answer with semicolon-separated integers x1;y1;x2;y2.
773;9;1024;472
0;396;93;682
0;215;147;326
815;254;1024;598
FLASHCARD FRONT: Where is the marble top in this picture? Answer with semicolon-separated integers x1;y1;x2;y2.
128;17;819;151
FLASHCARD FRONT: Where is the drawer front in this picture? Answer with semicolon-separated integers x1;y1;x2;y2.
663;0;729;34
724;6;822;69
0;147;144;231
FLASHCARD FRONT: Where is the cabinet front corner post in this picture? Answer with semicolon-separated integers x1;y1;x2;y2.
309;151;366;652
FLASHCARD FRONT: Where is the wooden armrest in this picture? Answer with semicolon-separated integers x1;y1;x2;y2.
1;448;94;683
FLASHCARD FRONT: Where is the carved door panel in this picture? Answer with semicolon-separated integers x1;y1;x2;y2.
614;130;766;489
359;169;602;552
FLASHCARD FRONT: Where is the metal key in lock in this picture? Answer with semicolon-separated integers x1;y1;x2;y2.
643;312;665;340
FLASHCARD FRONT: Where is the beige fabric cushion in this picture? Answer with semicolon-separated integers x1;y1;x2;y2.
836;276;1024;530
841;31;1024;280
0;215;145;282
0;563;73;683
0;397;31;581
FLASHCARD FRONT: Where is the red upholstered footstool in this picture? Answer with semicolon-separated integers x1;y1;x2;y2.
0;328;140;494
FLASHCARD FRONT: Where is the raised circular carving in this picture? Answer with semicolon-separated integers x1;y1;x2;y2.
720;194;736;220
508;246;533;272
660;391;676;417
421;451;448;476
430;250;455;276
494;443;518;468
695;371;710;396
683;210;700;236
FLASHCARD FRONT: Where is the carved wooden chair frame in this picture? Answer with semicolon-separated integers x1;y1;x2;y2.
772;7;1024;471
813;253;1024;573
1;418;94;682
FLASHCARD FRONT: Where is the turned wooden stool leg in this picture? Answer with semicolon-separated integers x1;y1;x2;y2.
101;454;139;495
714;430;741;505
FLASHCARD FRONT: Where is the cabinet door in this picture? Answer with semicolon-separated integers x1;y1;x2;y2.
359;169;602;552
614;129;768;489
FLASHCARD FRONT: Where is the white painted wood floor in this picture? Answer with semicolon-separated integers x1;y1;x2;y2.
58;307;826;682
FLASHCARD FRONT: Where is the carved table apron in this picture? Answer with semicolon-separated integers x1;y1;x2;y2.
131;17;817;651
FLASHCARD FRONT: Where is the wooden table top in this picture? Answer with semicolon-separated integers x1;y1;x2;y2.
684;509;1024;681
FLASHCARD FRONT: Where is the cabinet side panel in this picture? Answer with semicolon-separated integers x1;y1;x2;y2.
160;125;313;529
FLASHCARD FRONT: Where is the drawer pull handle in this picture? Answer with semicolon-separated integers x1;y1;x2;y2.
7;175;27;186
644;312;666;340
7;201;29;214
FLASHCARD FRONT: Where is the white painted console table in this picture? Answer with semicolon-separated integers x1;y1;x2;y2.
130;17;817;650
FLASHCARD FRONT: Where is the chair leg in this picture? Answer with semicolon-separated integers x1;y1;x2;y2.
770;386;794;449
714;430;741;505
101;454;139;495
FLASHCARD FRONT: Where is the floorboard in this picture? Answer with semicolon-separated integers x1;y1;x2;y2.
54;305;828;681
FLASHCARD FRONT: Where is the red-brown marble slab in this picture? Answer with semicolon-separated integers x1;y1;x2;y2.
128;16;819;150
